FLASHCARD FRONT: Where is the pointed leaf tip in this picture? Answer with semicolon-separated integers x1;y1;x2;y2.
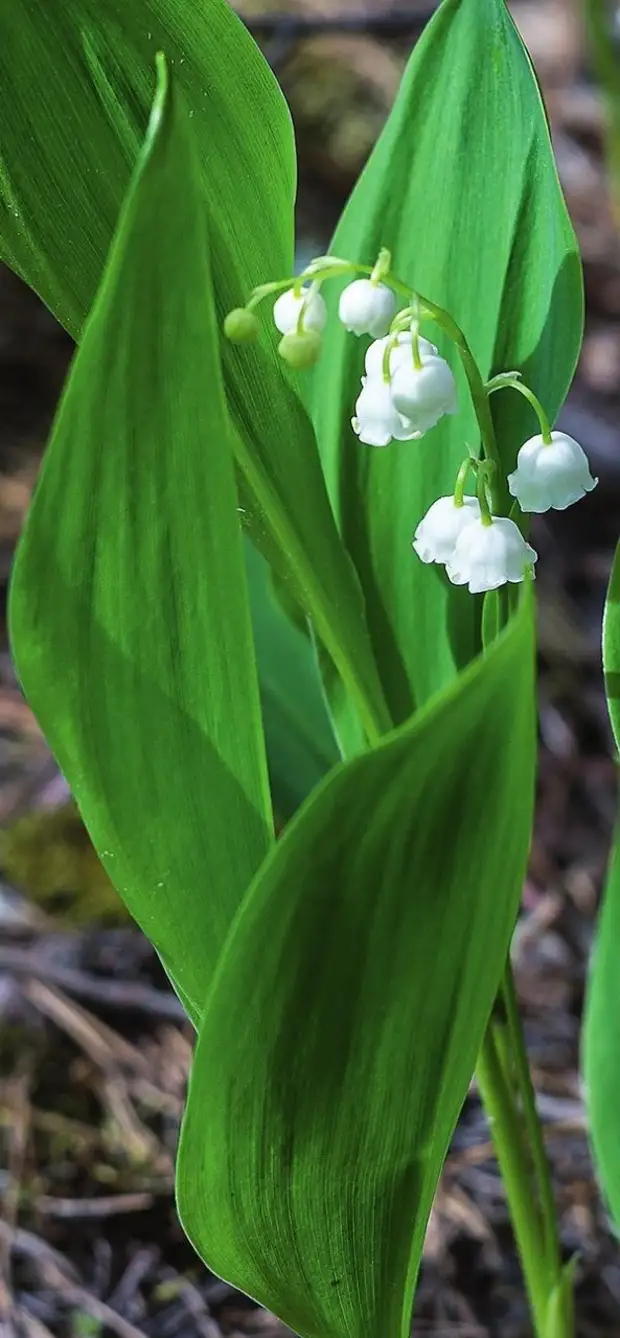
9;61;274;1025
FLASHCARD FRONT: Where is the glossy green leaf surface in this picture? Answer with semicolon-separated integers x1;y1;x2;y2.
312;0;583;730
0;0;389;746
0;0;295;340
583;543;620;1227
245;544;339;821
178;593;536;1338
8;59;273;1027
583;827;620;1232
602;539;620;753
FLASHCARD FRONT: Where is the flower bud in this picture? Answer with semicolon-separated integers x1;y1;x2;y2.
223;307;259;343
352;377;420;447
390;353;458;435
338;279;397;338
507;430;598;513
273;286;327;336
446;516;537;594
278;329;322;370
412;495;481;564
364;332;437;380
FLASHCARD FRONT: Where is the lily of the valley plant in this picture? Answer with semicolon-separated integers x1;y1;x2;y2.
1;2;619;1338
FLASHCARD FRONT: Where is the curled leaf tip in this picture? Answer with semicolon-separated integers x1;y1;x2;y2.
147;51;170;143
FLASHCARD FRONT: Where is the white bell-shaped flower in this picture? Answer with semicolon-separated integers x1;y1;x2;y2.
507;430;598;513
390;352;458;435
364;332;437;380
413;495;481;564
273;286;327;335
446;516;537;594
352;376;421;447
338;279;397;338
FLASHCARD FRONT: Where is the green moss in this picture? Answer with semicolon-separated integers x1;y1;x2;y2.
0;803;128;925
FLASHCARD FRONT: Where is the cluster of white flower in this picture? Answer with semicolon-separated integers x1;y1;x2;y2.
412;497;538;595
326;276;595;595
352;331;457;445
409;427;597;595
224;260;598;597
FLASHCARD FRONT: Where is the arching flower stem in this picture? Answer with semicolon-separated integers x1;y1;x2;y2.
486;373;553;443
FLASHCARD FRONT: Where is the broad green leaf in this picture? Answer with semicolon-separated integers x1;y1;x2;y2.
583;823;620;1231
602;539;620;753
312;0;583;730
0;0;295;339
583;543;620;1227
177;592;536;1338
8;57;273;1027
0;0;390;745
245;544;339;821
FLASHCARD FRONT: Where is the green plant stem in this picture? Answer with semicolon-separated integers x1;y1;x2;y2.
476;1021;551;1338
479;595;568;1334
421;299;503;484
381;274;507;512
486;375;552;443
500;965;562;1290
478;962;571;1338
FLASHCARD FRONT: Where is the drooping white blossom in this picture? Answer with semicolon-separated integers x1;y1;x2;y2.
338;279;397;338
351;376;421;447
412;495;481;564
446;517;537;594
507;431;598;513
364;332;437;380
352;333;445;446
273;286;327;336
390;352;458;435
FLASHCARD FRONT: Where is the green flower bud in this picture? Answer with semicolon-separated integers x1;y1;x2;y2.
223;307;259;343
278;329;322;370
